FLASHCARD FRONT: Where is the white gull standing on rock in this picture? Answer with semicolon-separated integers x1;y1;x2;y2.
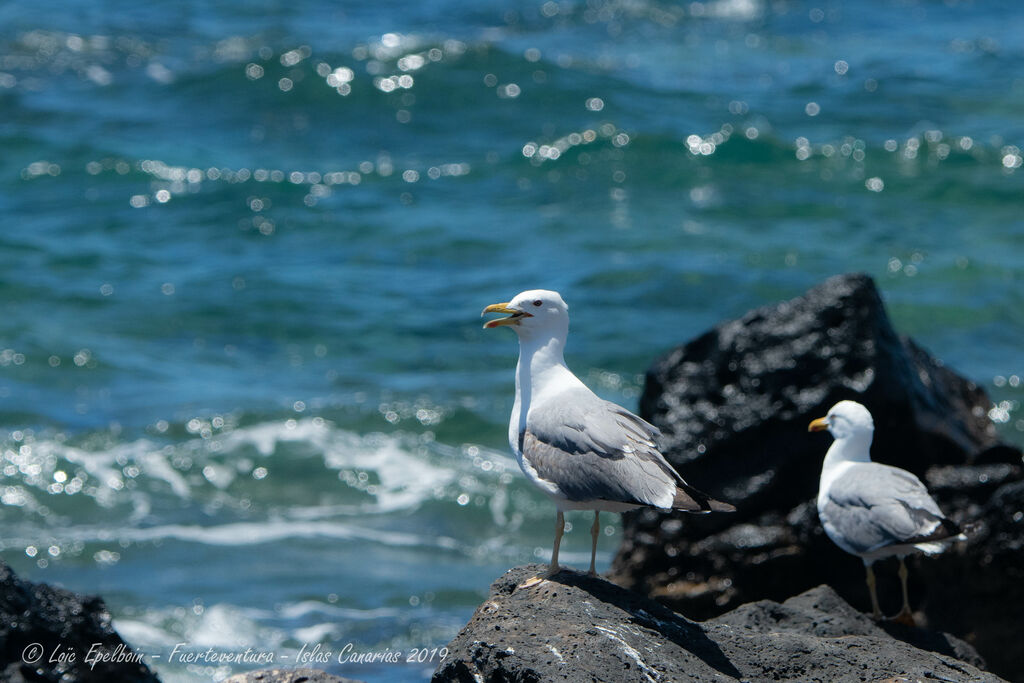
482;289;734;583
809;400;967;625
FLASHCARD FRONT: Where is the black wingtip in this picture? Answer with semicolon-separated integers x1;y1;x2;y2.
936;516;971;541
672;484;737;513
902;516;966;546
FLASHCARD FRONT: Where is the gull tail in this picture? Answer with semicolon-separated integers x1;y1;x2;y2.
672;481;736;513
905;516;967;554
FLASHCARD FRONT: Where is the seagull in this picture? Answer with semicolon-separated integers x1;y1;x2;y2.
809;400;966;625
482;289;734;582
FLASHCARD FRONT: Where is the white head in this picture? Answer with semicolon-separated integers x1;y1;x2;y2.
481;289;569;343
808;400;875;442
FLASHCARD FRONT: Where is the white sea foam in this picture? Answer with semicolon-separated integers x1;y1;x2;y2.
137;449;191;498
111;617;178;649
55;519;461;551
217;419;328;457
4;418;500;517
217;417;461;513
2;417;538;569
292;622;338;643
113;599;401;677
188;604;271;648
276;600;401;621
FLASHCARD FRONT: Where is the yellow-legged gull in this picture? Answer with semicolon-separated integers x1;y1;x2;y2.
483;289;734;580
809;400;966;624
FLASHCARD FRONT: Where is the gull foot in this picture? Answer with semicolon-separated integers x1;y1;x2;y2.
886;609;917;627
542;565;564;579
517;564;566;588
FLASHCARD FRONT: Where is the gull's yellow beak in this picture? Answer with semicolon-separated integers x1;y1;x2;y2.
482;302;530;329
808;416;830;433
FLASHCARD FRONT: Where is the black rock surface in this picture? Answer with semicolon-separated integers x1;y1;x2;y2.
433;565;1004;683
0;559;160;683
608;272;1024;680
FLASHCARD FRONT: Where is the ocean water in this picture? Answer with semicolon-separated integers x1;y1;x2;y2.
1;0;1022;680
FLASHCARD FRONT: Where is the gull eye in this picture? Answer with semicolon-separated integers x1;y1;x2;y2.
533;299;543;307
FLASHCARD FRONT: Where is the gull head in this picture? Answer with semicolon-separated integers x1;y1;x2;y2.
808;400;875;441
481;289;569;341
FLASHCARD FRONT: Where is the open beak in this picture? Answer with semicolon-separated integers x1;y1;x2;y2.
808;416;830;433
481;302;531;329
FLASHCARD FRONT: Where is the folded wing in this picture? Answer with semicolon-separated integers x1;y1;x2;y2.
522;388;733;512
821;463;960;555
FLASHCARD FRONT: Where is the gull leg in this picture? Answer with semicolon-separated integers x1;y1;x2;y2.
518;510;565;589
588;511;600;576
548;509;565;576
889;557;917;626
865;563;883;620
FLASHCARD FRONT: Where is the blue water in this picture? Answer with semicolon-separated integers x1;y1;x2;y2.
1;1;1022;680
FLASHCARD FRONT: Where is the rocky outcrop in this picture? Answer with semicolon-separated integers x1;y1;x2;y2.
433;564;1004;682
0;559;160;683
609;273;1024;680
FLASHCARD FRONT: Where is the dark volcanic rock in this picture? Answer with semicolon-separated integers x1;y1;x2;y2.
433;565;1004;683
0;559;160;683
608;272;1024;679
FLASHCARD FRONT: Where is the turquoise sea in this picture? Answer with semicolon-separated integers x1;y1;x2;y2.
1;1;1021;680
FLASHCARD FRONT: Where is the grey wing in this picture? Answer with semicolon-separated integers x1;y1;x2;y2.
821;463;950;555
522;390;701;509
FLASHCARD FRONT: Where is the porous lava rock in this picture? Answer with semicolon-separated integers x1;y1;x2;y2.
433;565;1004;683
608;273;1023;680
0;559;160;683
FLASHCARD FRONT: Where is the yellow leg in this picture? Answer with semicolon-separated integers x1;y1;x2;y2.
518;510;566;589
589;511;600;576
865;563;882;619
547;510;565;576
889;557;916;626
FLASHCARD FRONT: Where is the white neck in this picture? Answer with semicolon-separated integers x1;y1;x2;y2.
518;332;567;377
509;332;578;451
819;431;873;491
515;333;571;406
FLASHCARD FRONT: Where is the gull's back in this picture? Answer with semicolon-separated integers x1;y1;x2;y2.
818;461;949;559
525;386;673;504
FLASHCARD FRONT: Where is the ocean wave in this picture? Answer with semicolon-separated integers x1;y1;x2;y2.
74;519;461;551
0;416;536;561
2;418;461;510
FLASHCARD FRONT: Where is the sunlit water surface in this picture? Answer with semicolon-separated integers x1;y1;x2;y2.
1;1;1022;680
